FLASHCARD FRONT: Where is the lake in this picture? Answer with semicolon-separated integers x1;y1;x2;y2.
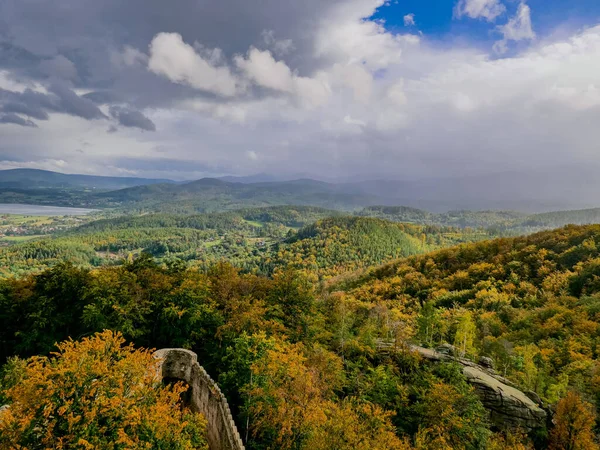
0;203;97;216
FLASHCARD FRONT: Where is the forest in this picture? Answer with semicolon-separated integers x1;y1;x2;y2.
0;207;491;278
2;217;600;448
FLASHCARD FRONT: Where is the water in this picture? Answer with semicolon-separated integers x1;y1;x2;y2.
0;203;97;216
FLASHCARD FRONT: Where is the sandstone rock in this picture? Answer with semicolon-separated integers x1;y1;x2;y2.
435;343;457;356
478;356;495;370
377;340;548;431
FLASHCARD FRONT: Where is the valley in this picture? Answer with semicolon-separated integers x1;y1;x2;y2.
2;169;600;449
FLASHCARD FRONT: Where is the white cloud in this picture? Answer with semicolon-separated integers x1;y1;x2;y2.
494;3;535;54
404;14;416;27
235;47;294;92
261;30;295;56
235;48;331;108
315;0;418;70
454;0;506;22
112;46;149;68
5;0;600;190
247;150;258;160
148;32;238;96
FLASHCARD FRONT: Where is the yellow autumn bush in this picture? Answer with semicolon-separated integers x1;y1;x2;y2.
0;330;207;450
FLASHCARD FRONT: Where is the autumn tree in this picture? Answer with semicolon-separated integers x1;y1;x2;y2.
454;309;477;357
306;400;413;450
0;330;207;450
417;301;442;347
549;392;598;450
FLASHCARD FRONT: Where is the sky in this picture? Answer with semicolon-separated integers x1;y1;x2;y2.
1;0;600;182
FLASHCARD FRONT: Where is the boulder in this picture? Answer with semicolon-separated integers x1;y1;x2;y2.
478;356;495;370
377;340;548;431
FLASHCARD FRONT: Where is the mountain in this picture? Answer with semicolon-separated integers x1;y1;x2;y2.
0;169;174;191
7;169;600;219
92;178;382;212
218;173;281;183
358;205;600;234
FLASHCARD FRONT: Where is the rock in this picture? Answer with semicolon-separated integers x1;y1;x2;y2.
478;356;495;370
462;366;547;431
435;343;457;356
525;390;544;406
376;340;548;431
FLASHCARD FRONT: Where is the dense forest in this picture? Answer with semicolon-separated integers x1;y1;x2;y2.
3;224;600;448
359;205;600;234
0;207;491;278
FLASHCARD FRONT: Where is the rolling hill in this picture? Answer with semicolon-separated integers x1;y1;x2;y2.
0;168;173;191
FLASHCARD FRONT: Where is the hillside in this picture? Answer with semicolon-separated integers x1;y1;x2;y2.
270;216;489;280
91;178;381;212
359;205;600;234
329;224;600;434
3;225;600;448
0;208;490;278
0;168;172;191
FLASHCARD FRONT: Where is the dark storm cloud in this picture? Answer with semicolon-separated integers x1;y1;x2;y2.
39;55;78;81
109;106;156;131
1;101;49;120
1;0;600;213
83;91;122;105
0;0;345;108
0;113;37;127
48;84;107;120
0;85;106;126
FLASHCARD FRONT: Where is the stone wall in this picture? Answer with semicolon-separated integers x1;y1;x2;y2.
154;349;245;450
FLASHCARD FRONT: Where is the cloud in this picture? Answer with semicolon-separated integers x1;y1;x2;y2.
1;102;49;120
39;55;78;80
0;85;107;126
0;113;37;127
112;46;149;68
404;14;415;27
48;84;107;120
454;0;506;22
235;47;331;108
494;3;535;54
261;30;295;56
0;0;599;203
109;106;156;131
148;32;238;96
235;48;295;92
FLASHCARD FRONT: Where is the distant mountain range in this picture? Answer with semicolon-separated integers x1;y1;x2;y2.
2;168;600;215
0;169;174;191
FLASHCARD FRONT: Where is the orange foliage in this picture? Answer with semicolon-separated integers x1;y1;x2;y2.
549;392;599;450
0;330;207;450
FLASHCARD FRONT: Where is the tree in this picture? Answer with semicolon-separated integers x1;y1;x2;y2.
307;400;413;450
454;310;477;357
417;301;441;347
549;392;598;450
0;330;207;450
245;339;329;449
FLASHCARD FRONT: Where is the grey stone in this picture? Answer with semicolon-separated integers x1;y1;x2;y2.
479;356;495;370
436;343;457;356
377;340;548;431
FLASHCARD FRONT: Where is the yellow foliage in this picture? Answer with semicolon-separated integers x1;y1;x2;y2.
0;330;207;450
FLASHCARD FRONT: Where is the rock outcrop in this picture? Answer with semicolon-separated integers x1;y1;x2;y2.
377;341;548;431
154;349;245;450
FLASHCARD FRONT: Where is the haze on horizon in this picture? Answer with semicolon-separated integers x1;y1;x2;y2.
1;0;600;208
